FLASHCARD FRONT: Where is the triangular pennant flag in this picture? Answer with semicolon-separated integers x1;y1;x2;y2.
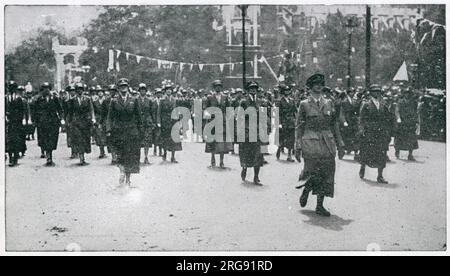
190;64;194;71
230;63;235;72
115;61;120;72
180;62;184;72
199;64;204;71
157;59;162;69
126;52;130;61
219;64;224;72
169;62;173;69
136;55;142;64
393;61;408;82
116;50;121;59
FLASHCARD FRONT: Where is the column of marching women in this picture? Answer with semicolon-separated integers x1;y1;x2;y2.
5;72;437;217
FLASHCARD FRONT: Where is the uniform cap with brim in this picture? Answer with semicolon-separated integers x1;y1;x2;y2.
41;82;51;89
247;81;259;89
17;86;25;91
306;73;325;88
163;84;173;90
75;83;84;90
138;83;147;89
8;81;18;89
96;85;103;91
155;88;163;94
369;84;382;92
65;85;75;92
117;78;129;87
212;80;223;87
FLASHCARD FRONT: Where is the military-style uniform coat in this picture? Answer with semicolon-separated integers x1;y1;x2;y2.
278;95;297;149
92;96;108;147
238;94;264;168
394;97;419;151
340;95;359;152
151;97;163;146
295;95;344;198
67;95;95;154
33;94;63;151
358;97;393;169
159;96;182;152
138;95;155;148
204;93;234;154
5;94;26;154
106;94;143;174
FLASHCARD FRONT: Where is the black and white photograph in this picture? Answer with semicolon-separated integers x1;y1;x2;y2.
1;0;447;256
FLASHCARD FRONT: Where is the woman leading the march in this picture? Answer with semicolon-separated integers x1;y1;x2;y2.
294;73;344;217
106;78;143;187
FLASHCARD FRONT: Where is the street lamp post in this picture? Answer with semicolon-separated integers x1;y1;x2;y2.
345;17;358;89
239;5;249;89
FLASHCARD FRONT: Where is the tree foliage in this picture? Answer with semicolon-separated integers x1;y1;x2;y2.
80;5;226;89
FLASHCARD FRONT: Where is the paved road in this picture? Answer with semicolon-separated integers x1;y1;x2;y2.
5;133;447;251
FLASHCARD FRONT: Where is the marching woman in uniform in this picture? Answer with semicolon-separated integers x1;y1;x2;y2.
67;83;96;165
238;81;264;185
394;87;419;161
103;85;119;164
204;80;233;168
92;85;108;159
137;83;155;164
358;84;393;184
152;88;163;157
33;82;63;166
159;84;182;163
294;74;344;217
106;78;143;187
5;81;26;167
277;84;297;162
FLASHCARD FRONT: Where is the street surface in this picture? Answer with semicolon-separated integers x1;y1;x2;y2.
5;133;446;251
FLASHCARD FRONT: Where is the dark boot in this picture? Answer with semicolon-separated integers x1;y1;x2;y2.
99;147;106;159
299;187;311;208
45;151;55;166
241;168;247;182
276;148;281;160
377;168;388;184
253;167;261;185
170;151;178;163
395;150;400;159
359;165;366;179
8;153;14;167
219;154;225;168
315;195;331;217
210;154;216;167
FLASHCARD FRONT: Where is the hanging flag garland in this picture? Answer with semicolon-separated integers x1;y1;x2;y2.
106;48;283;73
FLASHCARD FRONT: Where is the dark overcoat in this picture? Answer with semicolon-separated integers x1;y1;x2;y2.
106;95;143;174
204;93;234;154
358;98;393;168
33;95;62;151
67;96;94;154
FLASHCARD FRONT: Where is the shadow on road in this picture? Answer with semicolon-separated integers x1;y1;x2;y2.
397;159;425;164
300;210;353;232
242;180;266;190
207;166;232;172
361;178;401;189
